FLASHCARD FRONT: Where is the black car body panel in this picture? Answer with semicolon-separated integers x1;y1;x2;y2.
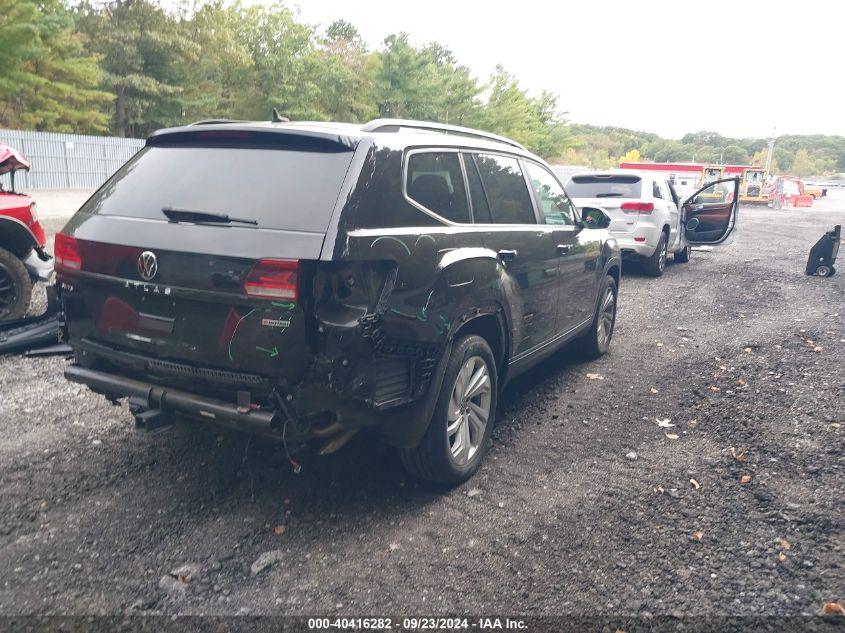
58;120;621;448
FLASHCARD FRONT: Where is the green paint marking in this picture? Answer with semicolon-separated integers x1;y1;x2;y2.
256;345;279;358
371;235;411;256
271;301;296;310
418;289;435;320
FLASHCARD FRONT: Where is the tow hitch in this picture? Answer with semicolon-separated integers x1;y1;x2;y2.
805;225;840;277
0;287;69;356
129;399;175;435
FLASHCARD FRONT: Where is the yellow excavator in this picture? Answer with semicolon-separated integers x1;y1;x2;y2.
697;166;730;202
740;167;768;204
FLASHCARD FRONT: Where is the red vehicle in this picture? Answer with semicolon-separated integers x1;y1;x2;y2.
0;144;53;320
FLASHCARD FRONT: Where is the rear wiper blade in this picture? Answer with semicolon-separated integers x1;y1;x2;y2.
161;206;258;226
595;193;624;198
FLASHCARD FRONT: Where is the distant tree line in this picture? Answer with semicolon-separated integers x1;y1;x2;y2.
564;127;845;177
1;0;843;173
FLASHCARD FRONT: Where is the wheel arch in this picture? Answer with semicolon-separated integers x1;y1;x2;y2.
451;311;508;379
0;217;38;259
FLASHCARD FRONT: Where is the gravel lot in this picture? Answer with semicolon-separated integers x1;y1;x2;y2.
0;191;843;618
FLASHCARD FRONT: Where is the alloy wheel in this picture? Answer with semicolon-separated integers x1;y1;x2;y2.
596;285;616;348
446;355;492;466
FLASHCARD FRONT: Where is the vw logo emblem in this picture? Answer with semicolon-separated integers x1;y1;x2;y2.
137;251;158;281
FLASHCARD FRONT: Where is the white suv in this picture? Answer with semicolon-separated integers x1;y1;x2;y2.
566;171;689;276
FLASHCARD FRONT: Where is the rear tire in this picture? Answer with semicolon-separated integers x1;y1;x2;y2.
400;335;497;486
643;232;668;277
0;247;32;321
674;244;691;263
577;275;618;360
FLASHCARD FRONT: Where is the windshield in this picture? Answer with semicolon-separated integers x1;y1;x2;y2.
565;175;642;198
79;144;354;233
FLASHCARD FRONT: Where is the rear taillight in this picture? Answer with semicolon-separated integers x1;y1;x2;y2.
54;233;82;271
244;259;298;301
621;202;654;214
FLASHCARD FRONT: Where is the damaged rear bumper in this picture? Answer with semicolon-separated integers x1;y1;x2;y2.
23;248;54;282
64;332;452;448
64;364;281;433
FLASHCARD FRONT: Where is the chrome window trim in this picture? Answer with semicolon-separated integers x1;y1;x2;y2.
402;146;555;228
402;147;467;226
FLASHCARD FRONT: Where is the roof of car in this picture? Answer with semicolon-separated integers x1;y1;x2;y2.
570;170;655;180
147;118;537;158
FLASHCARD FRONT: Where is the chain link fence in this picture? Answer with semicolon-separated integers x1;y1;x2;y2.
0;128;144;190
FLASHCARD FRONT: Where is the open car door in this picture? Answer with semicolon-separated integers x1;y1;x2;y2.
682;177;739;245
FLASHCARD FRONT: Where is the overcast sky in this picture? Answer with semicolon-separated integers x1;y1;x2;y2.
279;0;844;139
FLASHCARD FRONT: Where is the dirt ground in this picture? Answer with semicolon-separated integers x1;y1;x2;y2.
0;191;843;619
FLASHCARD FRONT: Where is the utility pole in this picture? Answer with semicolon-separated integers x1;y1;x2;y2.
763;127;776;179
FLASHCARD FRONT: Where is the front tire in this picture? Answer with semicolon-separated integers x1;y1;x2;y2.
0;247;32;321
400;335;497;486
577;275;618;360
643;232;668;277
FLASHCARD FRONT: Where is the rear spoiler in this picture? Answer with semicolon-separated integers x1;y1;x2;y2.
147;124;359;152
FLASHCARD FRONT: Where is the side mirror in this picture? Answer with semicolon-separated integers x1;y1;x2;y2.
580;206;611;229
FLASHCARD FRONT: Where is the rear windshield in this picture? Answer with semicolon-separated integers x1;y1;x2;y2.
566;174;642;199
80;143;355;232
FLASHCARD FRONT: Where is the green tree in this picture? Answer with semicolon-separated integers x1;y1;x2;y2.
720;145;750;165
0;0;109;132
774;147;794;172
373;33;438;119
474;66;570;158
314;20;377;121
235;2;325;121
791;149;816;177
168;1;253;125
76;0;196;137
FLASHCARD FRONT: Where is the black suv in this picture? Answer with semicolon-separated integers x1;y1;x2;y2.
56;119;737;484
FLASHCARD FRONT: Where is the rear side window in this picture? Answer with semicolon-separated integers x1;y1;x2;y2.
524;161;576;225
471;153;535;224
405;152;469;223
566;174;642;199
79;143;354;233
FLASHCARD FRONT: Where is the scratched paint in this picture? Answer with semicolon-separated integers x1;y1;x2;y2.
227;308;256;361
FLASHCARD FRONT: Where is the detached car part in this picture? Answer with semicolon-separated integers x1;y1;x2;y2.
0;287;67;355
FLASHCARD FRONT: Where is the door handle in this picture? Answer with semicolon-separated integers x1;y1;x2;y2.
497;249;518;262
557;244;570;255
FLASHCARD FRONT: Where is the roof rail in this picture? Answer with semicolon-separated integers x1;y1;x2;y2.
187;119;248;126
361;118;526;151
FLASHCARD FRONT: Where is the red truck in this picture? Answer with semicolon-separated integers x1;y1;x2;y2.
0;144;53;320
